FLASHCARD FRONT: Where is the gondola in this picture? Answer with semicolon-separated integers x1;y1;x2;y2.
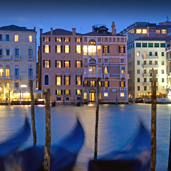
3;118;85;171
88;122;151;171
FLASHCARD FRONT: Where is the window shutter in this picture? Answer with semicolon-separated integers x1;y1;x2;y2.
49;60;51;67
81;61;82;67
81;75;82;85
124;46;125;53
81;45;82;53
43;60;45;67
43;45;45;52
69;60;71;67
75;75;77;85
69;46;70;53
49;37;51;42
119;46;120;53
103;46;104;53
55;60;57;67
108;81;109;87
69;75;71;85
61;90;63;95
88;81;90;87
61;45;63;53
61;37;63;42
55;75;57;85
55;45;57;53
55;37;56;42
61;60;63;67
101;81;103;87
108;46;109;53
69;38;70;42
81;90;82;95
69;90;70;95
61;75;62;85
83;81;84;87
75;45;77;53
75;60;77;67
55;90;57;95
75;38;77;42
119;81;121;87
124;81;125;87
43;37;45;42
64;75;65;85
49;45;51;53
75;89;77;95
64;45;65;53
80;38;82;42
95;81;96;86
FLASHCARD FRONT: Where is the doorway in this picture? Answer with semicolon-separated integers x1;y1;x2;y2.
89;89;96;102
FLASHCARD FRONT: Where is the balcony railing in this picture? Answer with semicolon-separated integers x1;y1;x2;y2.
143;73;151;77
144;56;158;60
83;73;103;79
4;55;11;60
13;76;20;80
28;76;34;80
4;76;11;80
143;64;158;68
0;76;4;80
28;56;34;60
104;73;109;78
14;55;20;60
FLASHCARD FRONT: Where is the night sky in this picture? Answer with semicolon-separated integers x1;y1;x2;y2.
1;0;171;57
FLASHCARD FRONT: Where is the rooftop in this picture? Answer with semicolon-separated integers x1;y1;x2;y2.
0;25;36;32
42;29;81;35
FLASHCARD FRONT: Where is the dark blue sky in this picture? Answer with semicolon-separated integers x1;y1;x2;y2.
1;0;171;56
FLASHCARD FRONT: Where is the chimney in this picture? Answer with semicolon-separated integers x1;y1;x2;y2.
40;29;43;36
92;26;94;32
34;27;36;31
72;28;76;35
51;28;53;35
112;22;116;35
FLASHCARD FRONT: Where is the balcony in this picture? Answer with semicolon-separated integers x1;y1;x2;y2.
0;76;4;80
120;74;126;79
144;56;158;60
4;55;12;60
143;73;151;77
104;73;109;78
14;55;20;60
13;76;20;80
28;56;34;60
143;82;151;86
83;73;103;79
143;64;158;68
28;76;34;80
4;76;11;80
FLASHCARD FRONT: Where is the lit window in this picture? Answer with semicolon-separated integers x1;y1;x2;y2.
99;81;101;87
56;90;61;95
161;29;167;34
136;29;141;34
65;45;70;53
143;52;146;57
104;93;108;97
97;45;101;55
45;45;49;53
44;61;49;68
84;81;87;86
90;81;95;87
84;93;87;99
56;45;61;53
121;67;125;74
99;93;101;99
129;29;134;33
76;61;81;68
121;81;124;87
64;61;70;67
104;81;108;87
6;68;10;76
104;67;108;74
15;35;19;42
83;45;87;55
119;46;125;53
137;52;140;56
76;45;81;53
77;89;81;95
65;37;69;42
65;90;69;95
56;61;61;68
65;76;70;85
44;37;50;42
103;46;109;53
156;30;160;34
56;76;61;85
142;29;147;34
76;76;81;85
0;67;3;76
76;38;81;42
88;45;96;55
29;35;32;42
120;93;125;97
56;37;61;42
6;82;10;89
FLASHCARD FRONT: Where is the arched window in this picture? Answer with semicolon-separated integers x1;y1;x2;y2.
89;58;96;64
6;47;10;56
0;47;3;56
14;46;19;55
28;65;33;76
45;75;49;85
28;47;33;56
6;65;10;77
15;65;19;76
0;65;3;77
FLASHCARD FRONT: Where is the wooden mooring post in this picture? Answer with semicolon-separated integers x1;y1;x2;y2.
94;78;100;159
44;89;51;171
29;80;37;145
151;68;156;171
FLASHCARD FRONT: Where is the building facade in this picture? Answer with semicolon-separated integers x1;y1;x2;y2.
39;22;129;104
119;21;171;99
0;25;37;103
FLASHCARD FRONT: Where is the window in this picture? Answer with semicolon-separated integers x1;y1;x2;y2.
56;90;62;95
83;45;87;55
104;93;108;97
76;61;81;68
76;89;81;95
15;48;19;55
121;67;125;74
83;81;87;87
161;52;164;56
15;66;19;76
28;48;33;56
104;81;108;87
154;52;158;56
155;61;158;65
65;75;70;85
64;61;70;67
161;29;167;34
137;61;140;65
28;66;33;76
0;66;3;76
64;37;70;42
56;37;62;42
99;81;101;87
66;97;70;101
150;78;152;82
0;34;2;41
154;43;159;47
90;81;95;87
45;75;49;85
155;70;158;74
156;30;160;34
6;49;10;55
65;90;70;95
148;43;153;47
64;45;70;53
144;86;147;91
137;52;140;56
137;69;140;74
149;52;152;56
137;78;140;82
103;46;109;53
56;45;61;53
76;45;81;53
76;38;81;42
121;81;125;87
120;93;125;97
97;45;101;55
137;86;140;91
136;29;141;34
43;60;50;68
6;35;9;41
6;66;10;77
5;82;10;89
143;52;146;57
119;46;125;53
43;37;50;42
161;43;165;47
144;61;146;65
76;75;81;85
161;70;164;74
149;61;152;65
144;69;146;74
56;76;61;85
142;29;147;34
162;78;164;82
84;93;87;99
56;61;62;68
161;61;164;65
29;35;32;42
144;78;146;82
136;43;141;47
104;67;108;74
44;45;50;53
156;78;158;82
15;35;19;42
15;82;19;88
142;43;147;47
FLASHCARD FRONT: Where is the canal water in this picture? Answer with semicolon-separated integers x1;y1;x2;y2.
0;103;170;171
